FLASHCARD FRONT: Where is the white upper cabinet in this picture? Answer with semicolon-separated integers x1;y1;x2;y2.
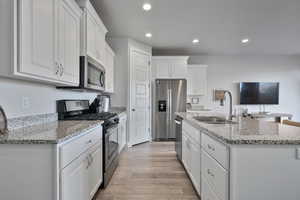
58;0;82;84
152;56;189;79
77;0;108;67
18;0;57;81
187;65;207;96
105;43;115;93
1;0;82;86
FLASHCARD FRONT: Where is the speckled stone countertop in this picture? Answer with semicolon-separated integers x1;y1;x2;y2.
176;112;300;145
0;120;103;144
110;107;126;115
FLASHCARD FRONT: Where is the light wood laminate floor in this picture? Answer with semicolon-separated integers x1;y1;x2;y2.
95;142;200;200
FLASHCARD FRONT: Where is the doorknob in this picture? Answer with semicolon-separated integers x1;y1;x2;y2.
132;109;136;112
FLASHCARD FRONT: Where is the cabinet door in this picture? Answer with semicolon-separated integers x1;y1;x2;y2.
154;61;171;78
182;133;190;171
58;0;81;85
61;155;89;200
86;11;97;60
95;26;106;65
105;44;115;93
88;145;103;199
19;0;57;80
171;63;187;78
118;123;122;153
190;141;201;195
121;117;127;150
187;66;207;95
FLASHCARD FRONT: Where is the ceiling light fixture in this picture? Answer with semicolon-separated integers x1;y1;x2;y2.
143;3;152;11
192;39;200;44
241;38;250;44
145;33;152;38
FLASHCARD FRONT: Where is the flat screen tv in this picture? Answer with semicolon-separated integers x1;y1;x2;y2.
240;82;279;105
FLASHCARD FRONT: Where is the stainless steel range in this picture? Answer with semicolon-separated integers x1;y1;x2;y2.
57;99;119;188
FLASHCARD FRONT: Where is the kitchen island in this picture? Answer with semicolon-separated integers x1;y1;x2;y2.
176;112;300;200
0;119;104;200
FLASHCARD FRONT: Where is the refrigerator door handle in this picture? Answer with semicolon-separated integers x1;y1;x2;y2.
168;89;173;139
166;89;170;139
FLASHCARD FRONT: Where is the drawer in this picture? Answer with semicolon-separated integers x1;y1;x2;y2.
202;133;229;169
60;125;102;169
202;177;221;200
182;121;201;144
202;150;228;200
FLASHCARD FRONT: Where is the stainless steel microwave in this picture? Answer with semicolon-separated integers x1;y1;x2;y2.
57;56;105;92
87;56;105;91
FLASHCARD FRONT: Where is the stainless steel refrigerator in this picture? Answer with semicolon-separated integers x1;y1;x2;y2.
154;79;187;140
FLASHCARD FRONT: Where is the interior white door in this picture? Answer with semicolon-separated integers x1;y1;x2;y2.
130;49;151;146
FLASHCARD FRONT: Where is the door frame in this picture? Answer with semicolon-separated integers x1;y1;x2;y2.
128;47;152;147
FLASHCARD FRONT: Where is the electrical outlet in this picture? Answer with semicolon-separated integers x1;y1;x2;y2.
22;97;30;110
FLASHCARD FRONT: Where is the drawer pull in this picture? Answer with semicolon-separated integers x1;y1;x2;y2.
207;144;215;151
86;156;90;169
86;140;93;144
207;169;215;178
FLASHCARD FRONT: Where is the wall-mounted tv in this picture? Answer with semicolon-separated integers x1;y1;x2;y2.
240;82;279;105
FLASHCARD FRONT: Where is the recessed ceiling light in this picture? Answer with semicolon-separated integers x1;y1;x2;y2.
143;3;152;11
241;38;250;44
192;39;200;44
145;33;152;38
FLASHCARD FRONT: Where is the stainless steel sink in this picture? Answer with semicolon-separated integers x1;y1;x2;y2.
193;116;237;124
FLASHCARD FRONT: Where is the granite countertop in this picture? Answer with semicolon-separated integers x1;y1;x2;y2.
0;120;103;144
176;112;300;145
110;107;126;115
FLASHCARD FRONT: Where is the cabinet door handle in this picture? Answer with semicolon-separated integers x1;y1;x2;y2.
55;62;59;75
90;154;94;164
86;139;92;144
59;64;64;76
207;169;215;178
207;144;215;151
86;156;90;169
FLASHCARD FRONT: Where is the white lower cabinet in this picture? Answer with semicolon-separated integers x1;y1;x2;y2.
60;126;103;200
118;113;127;152
61;151;89;200
88;144;103;199
202;177;220;200
182;123;201;196
190;140;201;194
61;143;102;200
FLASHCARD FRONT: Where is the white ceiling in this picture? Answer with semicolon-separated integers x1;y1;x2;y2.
91;0;300;55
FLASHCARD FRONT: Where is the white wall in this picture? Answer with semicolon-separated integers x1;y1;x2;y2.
0;78;98;119
188;55;300;120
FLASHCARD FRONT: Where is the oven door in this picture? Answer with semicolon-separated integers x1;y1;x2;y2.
105;124;119;169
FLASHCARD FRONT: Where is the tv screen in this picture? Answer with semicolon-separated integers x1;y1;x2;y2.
240;82;279;105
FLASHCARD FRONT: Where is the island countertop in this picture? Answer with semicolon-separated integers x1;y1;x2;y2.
176;112;300;145
0;120;104;144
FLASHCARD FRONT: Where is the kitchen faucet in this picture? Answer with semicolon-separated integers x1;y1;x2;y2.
215;90;233;121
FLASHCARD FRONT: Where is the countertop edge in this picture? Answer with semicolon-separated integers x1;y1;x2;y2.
176;112;300;145
0;121;104;145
